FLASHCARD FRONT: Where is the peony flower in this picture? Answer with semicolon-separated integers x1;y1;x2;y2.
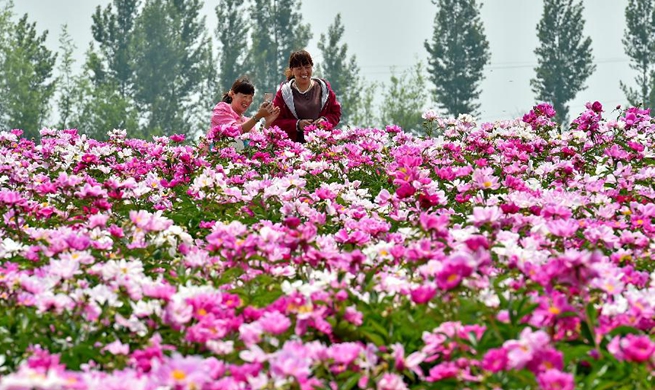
426;361;459;382
410;283;437;304
269;341;312;381
259;311;292;335
344;306;363;326
608;334;655;363
536;369;574;390
377;373;408;390
481;347;508;373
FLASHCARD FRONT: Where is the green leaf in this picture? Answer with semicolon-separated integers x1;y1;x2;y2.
340;373;362;390
585;301;598;325
605;326;642;338
368;318;390;340
361;330;385;346
561;344;592;365
557;310;581;319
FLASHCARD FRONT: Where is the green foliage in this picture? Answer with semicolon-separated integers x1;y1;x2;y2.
73;76;140;140
90;0;140;98
349;80;380;129
0;13;56;139
74;0;141;138
245;0;312;89
215;0;248;97
531;0;596;125
232;274;284;308
131;0;213;139
317;13;361;126
620;0;655;109
245;0;277;88
272;0;312;76
424;0;490;117
380;62;429;134
0;0;12;130
188;40;219;136
77;0;213;140
55;25;80;130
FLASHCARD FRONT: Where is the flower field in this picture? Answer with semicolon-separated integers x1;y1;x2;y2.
0;102;653;389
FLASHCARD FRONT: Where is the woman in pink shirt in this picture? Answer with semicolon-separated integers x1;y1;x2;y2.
210;77;280;135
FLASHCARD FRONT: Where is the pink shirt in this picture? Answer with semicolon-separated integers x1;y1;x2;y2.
210;102;250;131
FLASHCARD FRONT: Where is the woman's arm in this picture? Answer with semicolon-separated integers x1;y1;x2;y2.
239;115;262;133
243;101;279;132
212;102;271;134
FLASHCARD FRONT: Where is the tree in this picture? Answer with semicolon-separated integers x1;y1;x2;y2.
215;0;248;98
55;25;78;129
349;80;380;129
380;62;430;134
317;13;361;126
77;0;141;138
0;0;13;130
131;0;213;138
531;0;596;125
0;13;57;139
620;0;655;109
245;0;276;89
424;0;490;117
72;74;140;140
90;0;140;98
189;39;219;135
273;0;312;73
245;0;312;90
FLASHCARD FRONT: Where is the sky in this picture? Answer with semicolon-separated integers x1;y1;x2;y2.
9;0;634;123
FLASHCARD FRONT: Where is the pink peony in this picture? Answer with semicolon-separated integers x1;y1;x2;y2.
536;369;575;390
377;373;408;390
259;311;292;335
481;347;508;373
410;283;437;304
609;334;655;363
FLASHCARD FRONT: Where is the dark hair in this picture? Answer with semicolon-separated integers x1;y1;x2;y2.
285;50;313;80
222;77;255;103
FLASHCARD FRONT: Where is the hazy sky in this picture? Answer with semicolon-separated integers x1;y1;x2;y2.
10;0;633;123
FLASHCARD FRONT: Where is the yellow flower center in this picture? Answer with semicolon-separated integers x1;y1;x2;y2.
171;369;186;381
548;306;561;315
298;304;313;314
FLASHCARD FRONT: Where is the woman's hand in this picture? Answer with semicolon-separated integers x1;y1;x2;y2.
298;119;313;130
264;106;281;128
255;101;273;120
